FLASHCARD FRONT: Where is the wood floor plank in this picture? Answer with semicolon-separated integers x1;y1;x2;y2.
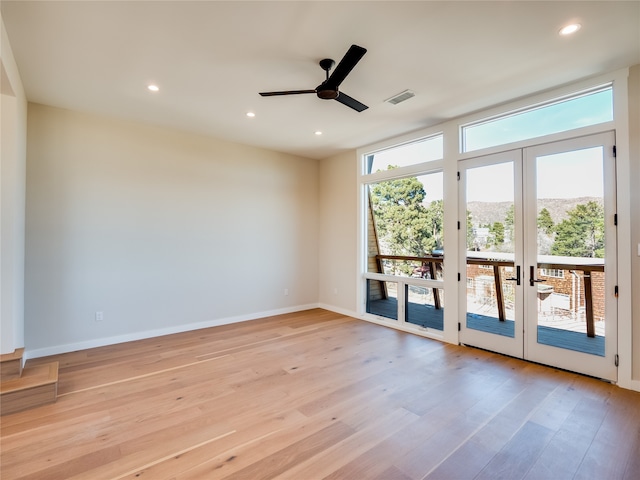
273;407;419;480
1;360;237;451
425;437;498;480
392;363;555;479
454;372;561;455
68;421;236;480
623;427;640;480
372;465;414;480
2;309;639;480
522;394;610;479
423;370;545;479
573;386;640;480
394;381;527;478
474;421;555;480
322;446;398;480
172;412;338;479
219;420;356;480
117;408;310;479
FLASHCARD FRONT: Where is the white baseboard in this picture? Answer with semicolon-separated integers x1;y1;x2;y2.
24;303;320;360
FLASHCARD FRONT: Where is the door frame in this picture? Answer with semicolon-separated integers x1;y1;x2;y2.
459;132;618;381
458;149;525;359
523;132;618;381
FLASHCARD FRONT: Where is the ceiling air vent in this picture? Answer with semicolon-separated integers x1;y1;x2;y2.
386;89;415;105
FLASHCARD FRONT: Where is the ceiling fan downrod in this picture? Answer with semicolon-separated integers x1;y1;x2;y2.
317;58;338;99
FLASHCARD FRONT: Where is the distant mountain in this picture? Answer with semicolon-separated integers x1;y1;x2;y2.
466;197;603;227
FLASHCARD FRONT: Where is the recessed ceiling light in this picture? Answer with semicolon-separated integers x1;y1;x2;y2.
246;112;256;118
314;131;323;136
147;84;160;92
559;23;581;36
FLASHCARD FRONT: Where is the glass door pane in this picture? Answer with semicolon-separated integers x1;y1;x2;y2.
535;148;606;354
459;152;524;358
466;162;516;336
525;133;617;381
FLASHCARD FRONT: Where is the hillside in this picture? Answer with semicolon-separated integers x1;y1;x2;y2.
467;197;603;227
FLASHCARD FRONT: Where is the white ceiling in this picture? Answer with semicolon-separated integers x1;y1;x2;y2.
2;1;639;159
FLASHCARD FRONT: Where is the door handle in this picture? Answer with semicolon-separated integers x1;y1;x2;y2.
506;265;520;285
529;265;547;286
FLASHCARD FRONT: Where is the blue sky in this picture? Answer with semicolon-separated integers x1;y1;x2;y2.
463;88;612;152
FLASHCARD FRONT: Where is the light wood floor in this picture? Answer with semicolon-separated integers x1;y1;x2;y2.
2;309;639;479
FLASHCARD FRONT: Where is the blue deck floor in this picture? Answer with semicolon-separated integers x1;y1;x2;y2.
466;313;514;337
368;297;443;330
367;297;604;356
537;325;604;356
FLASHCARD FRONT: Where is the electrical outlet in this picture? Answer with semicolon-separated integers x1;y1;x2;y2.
95;311;104;322
284;288;289;296
333;288;338;295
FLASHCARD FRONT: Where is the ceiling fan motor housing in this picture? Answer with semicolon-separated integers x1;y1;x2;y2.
317;87;339;100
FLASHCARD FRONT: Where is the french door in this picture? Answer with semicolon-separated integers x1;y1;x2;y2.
459;132;617;381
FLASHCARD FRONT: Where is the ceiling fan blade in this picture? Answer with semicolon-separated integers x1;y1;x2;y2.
335;92;368;112
324;44;367;90
259;90;316;97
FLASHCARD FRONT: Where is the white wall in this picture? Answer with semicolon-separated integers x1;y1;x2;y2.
0;13;27;355
25;104;319;356
318;150;357;316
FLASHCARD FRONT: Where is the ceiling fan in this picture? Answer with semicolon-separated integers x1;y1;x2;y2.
259;44;368;112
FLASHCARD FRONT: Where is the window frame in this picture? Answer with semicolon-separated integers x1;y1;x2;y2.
460;84;614;153
365;133;444;175
360;135;445;338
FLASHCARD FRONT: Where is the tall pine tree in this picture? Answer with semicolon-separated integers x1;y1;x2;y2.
370;168;443;258
537;208;554;235
551;201;604;258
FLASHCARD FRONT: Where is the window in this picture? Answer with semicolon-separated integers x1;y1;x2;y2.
363;138;445;332
366;135;443;174
367;172;444;277
461;85;613;152
541;268;565;278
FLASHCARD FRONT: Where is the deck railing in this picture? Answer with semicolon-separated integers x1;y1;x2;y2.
375;255;444;309
374;254;604;337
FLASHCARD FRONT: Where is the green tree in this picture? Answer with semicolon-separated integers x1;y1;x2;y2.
537;208;554;235
370;169;443;270
424;199;444;253
371;175;427;256
504;204;514;241
551;201;604;258
490;222;505;246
